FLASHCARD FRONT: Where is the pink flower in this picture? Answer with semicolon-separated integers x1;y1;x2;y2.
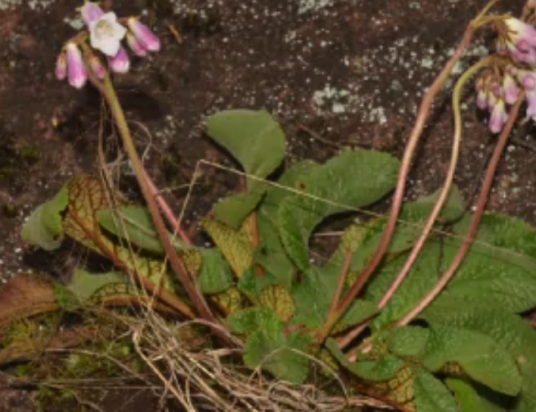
108;46;130;73
477;90;488;110
89;12;127;56
504;18;536;49
489;100;508;134
128;18;160;52
526;89;536;119
126;32;147;57
66;42;87;89
55;51;67;80
503;74;519;105
81;2;104;26
519;71;536;90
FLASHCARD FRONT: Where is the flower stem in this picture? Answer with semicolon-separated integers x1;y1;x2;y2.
89;73;222;332
396;92;524;326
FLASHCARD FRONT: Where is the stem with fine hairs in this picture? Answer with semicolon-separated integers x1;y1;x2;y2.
336;58;491;350
397;92;524;327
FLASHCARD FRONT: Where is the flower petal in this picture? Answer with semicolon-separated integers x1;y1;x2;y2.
81;2;104;26
126;32;147;57
89;12;127;56
489;100;507;134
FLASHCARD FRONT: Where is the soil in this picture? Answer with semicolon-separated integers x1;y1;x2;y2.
0;0;534;410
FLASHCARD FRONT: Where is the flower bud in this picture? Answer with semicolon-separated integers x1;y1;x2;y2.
66;42;87;89
503;73;520;105
126;32;147;57
108;46;130;73
489;99;508;134
128;18;160;52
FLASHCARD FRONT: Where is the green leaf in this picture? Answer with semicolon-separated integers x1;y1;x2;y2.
442;215;536;314
414;369;460;412
206;110;285;188
198;249;234;295
365;244;441;330
226;307;282;335
446;378;506;412
97;206;189;255
242;312;311;383
335;299;378;333
403;185;464;223
21;187;68;251
421;303;536;412
387;326;430;358
422;326;522;396
278;150;399;271
325;339;403;382
203;218;254;278
206;110;286;227
213;191;264;229
258;285;295;322
67;269;126;303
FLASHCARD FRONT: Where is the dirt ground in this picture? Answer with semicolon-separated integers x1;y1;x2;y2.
0;0;534;410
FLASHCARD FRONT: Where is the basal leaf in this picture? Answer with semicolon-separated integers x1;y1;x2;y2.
365;244;441;330
67;269;127;303
62;176;174;291
213;191;264;229
446;378;506;412
198;249;234;295
278;150;399;271
325;339;403;382
333;299;378;334
98;206;189;255
443;215;536;313
207;110;285;227
422;326;522;396
21;187;68;251
258;285;295;322
387;326;430;358
226;307;282;335
413;369;460;412
203;218;253;278
243;321;311;384
210;287;244;315
206;109;285;188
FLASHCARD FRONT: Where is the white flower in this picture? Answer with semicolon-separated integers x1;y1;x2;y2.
89;12;127;57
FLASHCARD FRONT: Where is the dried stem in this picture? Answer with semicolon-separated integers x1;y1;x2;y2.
396;92;524;326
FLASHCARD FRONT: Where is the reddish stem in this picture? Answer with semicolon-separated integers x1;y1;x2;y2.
397;93;523;326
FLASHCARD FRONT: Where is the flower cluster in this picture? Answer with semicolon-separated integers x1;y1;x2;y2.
55;2;161;89
476;15;536;133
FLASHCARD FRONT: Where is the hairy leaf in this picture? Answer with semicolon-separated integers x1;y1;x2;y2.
387;326;430;358
226;307;282;335
203;218;253;278
243;317;311;384
326;339;403;382
278;150;399;271
414;369;460;412
198;249;234;294
422;326;522;396
21;187;68;251
258;285;295;322
213;191;264;229
446;378;506;412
